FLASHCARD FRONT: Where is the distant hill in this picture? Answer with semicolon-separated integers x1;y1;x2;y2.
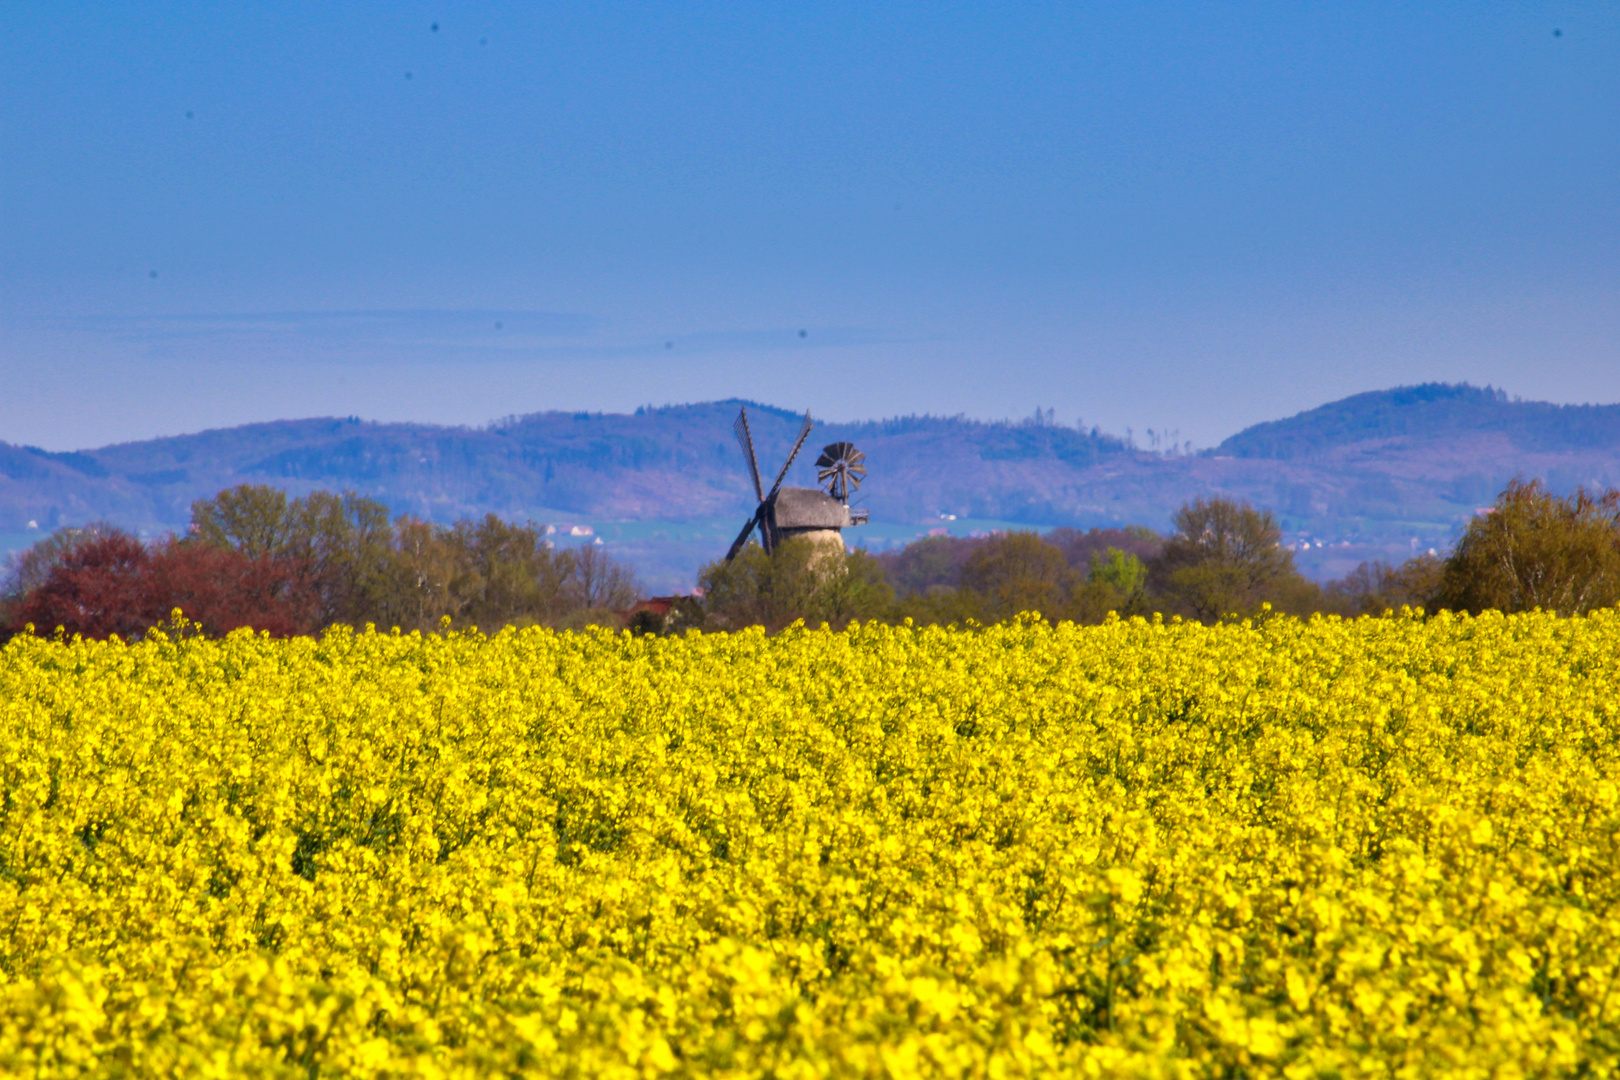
0;401;1135;534
4;384;1619;591
1217;384;1620;459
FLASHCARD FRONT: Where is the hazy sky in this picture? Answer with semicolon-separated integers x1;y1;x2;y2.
3;1;1615;451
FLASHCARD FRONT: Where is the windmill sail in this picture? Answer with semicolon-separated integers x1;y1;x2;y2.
724;505;764;562
766;413;815;499
732;409;765;503
724;410;814;560
723;410;862;564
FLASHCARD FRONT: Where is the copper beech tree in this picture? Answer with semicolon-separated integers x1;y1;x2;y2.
6;530;318;639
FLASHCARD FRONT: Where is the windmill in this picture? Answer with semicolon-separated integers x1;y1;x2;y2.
725;407;869;561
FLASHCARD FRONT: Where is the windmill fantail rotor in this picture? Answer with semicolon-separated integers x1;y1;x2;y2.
815;441;866;504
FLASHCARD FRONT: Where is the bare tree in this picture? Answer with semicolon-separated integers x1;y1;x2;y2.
1326;555;1443;615
559;545;639;612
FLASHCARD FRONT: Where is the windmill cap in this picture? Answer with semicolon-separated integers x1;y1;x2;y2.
770;486;854;529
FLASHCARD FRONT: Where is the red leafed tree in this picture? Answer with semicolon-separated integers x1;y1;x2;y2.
8;532;320;639
146;540;320;637
8;530;162;639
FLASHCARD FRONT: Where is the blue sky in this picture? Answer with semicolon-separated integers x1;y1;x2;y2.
2;1;1615;451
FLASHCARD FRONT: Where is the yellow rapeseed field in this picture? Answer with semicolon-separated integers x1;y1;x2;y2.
2;609;1619;1077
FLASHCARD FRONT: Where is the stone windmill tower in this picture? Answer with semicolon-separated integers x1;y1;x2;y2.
724;407;868;562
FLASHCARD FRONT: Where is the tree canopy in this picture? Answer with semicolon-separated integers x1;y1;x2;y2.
1150;497;1301;621
1435;479;1620;615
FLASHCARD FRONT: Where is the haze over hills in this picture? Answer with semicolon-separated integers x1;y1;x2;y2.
4;383;1619;592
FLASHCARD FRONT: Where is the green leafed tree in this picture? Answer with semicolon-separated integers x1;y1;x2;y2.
190;485;393;626
1060;545;1152;624
958;531;1075;622
803;549;894;626
189;485;292;559
371;515;468;631
1090;546;1147;597
191;485;642;632
698;540;892;631
1150;497;1300;622
1434;478;1620;615
287;490;395;625
449;514;570;628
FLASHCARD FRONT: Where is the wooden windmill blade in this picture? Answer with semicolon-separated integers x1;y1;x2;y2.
764;412;814;500
724;504;764;561
732;408;765;503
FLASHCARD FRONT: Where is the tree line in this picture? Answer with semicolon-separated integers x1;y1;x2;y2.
1;485;638;640
5;477;1619;641
679;477;1620;632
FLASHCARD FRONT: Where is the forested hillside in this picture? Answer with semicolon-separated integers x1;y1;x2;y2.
0;402;1139;535
1217;383;1620;459
4;384;1619;590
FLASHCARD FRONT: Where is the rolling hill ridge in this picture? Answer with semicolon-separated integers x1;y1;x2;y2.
5;384;1618;590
